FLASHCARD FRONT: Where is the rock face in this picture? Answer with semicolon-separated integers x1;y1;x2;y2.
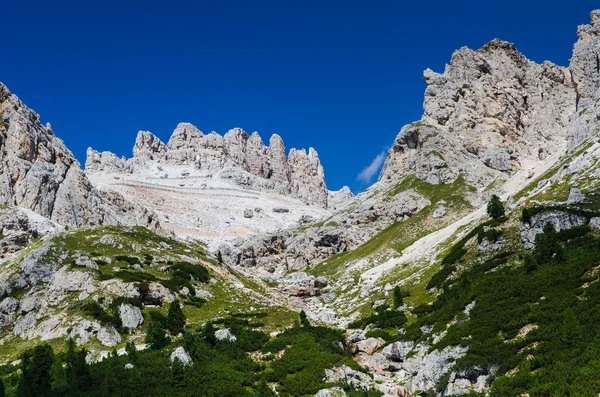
379;39;576;188
221;189;430;273
520;210;587;249
380;11;600;192
86;123;352;209
0;82;159;228
569;10;600;144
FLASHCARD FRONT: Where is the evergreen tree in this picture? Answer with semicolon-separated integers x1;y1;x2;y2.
562;308;582;347
203;323;217;346
125;341;138;362
535;222;565;265
0;377;5;397
393;286;403;308
217;250;223;264
18;344;54;397
167;299;186;335
299;310;310;327
65;338;91;393
146;321;170;350
487;194;505;221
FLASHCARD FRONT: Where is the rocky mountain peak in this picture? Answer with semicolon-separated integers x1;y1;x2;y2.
0;82;158;228
380;33;580;191
133;130;166;159
85;123;351;209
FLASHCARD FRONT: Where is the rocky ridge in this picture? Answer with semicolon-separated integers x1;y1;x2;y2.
86;123;352;210
0;83;159;229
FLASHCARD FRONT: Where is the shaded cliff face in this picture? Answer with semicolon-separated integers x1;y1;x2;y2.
0;83;158;228
379;38;578;190
86;123;349;209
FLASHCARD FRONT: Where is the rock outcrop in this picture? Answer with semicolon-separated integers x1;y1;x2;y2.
379;39;577;188
85;124;352;209
0;82;159;228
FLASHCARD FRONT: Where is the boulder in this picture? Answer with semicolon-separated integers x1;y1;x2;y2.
567;188;585;205
97;326;122;347
118;304;144;329
355;337;386;355
382;341;415;362
170;346;193;366
215;328;237;342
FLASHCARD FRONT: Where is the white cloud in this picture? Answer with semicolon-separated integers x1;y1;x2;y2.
356;151;387;184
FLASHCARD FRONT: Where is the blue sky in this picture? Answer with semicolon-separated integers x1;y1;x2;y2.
2;1;598;192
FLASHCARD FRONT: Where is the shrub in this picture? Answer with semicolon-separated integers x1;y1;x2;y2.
114;255;141;265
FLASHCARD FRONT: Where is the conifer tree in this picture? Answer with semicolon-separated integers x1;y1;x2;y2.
487;194;505;221
393;286;403;309
167;299;186;335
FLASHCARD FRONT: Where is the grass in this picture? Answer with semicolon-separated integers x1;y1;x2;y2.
311;176;475;280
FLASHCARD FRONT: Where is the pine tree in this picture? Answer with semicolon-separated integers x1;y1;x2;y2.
18;344;54;397
217;251;223;264
393;286;403;309
299;310;310;327
146;321;170;350
65;340;90;394
487;194;505;221
167;299;186;335
203;323;217;346
126;341;138;362
0;377;5;397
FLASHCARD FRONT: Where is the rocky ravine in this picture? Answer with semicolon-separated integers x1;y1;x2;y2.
0;83;159;229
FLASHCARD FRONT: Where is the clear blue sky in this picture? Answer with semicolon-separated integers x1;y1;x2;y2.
2;1;598;193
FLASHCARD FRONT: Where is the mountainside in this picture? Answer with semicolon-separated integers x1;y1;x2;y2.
86;123;353;210
0;83;159;229
3;9;600;397
85;124;352;249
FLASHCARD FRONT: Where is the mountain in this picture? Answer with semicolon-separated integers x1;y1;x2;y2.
0;83;159;229
2;9;600;397
84;124;353;249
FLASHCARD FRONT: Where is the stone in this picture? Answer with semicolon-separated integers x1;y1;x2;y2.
125;363;134;370
243;209;254;218
520;211;587;249
0;297;19;314
355;337;386;355
118;303;144;329
382;341;415;362
347;330;366;344
215;328;237;342
567;188;585;205
317;309;337;324
314;276;328;288
97;326;122;347
432;205;446;218
315;387;347;397
590;217;600;230
170;346;193;366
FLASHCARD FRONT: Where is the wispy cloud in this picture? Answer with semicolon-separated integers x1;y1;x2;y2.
357;151;386;184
